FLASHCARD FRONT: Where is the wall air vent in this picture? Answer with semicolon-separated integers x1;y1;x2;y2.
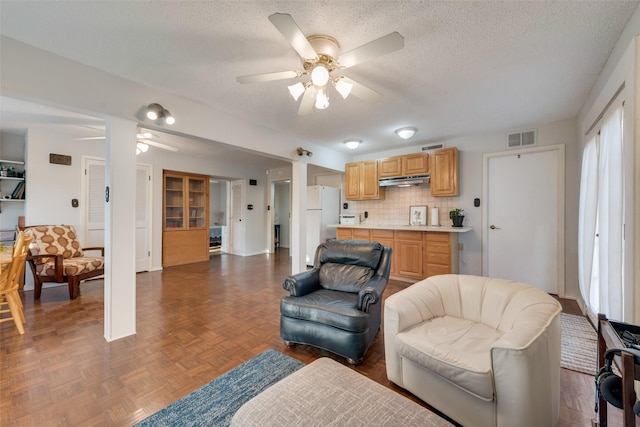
507;129;537;149
421;143;445;151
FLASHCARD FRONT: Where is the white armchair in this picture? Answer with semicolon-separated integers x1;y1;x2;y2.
384;274;562;427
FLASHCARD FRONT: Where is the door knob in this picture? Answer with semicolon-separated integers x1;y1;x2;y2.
490;225;500;230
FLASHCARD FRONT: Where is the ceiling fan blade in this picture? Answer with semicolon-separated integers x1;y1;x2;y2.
268;13;318;61
298;86;316;115
341;77;382;103
142;140;178;152
337;32;404;69
237;70;300;84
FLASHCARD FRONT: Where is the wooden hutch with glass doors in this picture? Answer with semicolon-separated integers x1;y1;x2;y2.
162;170;210;267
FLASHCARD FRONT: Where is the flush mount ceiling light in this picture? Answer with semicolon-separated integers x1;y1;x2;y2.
145;103;175;125
236;13;404;115
395;127;417;140
343;139;362;150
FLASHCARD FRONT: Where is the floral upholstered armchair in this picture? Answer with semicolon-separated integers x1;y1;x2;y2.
23;225;104;300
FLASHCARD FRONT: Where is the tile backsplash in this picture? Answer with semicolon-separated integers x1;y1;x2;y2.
344;185;460;226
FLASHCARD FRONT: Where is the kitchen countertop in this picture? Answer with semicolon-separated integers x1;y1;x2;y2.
328;224;472;233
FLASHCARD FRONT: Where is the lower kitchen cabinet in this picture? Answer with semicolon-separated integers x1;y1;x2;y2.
370;229;395;275
424;232;459;278
395;231;422;278
334;227;463;281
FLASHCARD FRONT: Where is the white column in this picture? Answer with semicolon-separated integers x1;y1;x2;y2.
290;161;307;274
104;117;137;341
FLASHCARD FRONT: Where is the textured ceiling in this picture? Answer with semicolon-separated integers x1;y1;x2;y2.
0;0;637;158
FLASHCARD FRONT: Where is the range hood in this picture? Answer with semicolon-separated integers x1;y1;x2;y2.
379;174;430;187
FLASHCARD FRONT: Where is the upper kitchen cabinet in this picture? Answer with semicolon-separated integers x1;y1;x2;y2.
430;147;458;197
345;160;385;201
379;153;429;178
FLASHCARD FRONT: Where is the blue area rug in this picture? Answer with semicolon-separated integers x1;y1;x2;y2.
135;349;305;427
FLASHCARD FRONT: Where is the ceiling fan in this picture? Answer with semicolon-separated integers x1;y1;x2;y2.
236;13;404;115
76;130;178;153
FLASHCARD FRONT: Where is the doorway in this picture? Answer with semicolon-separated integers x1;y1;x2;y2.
273;180;290;250
482;145;565;295
209;179;229;254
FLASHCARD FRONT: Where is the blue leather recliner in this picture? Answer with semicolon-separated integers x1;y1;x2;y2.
280;239;392;364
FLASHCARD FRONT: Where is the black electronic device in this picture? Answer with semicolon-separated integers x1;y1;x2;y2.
596;347;640;416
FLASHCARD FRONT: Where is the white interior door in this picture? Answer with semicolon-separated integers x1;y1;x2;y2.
483;145;564;294
134;165;151;272
84;157;151;272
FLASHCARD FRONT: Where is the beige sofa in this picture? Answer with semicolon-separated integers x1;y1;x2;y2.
384;274;562;427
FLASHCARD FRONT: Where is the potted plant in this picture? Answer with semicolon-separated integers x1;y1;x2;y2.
449;208;465;227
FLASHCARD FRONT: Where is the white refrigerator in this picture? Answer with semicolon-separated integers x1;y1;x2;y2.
306;185;340;265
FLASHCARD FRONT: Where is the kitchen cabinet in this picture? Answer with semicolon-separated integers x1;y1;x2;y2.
336;227;371;241
423;232;459;278
336;228;353;240
334;226;465;281
370;229;395;274
162;170;210;267
395;230;422;278
430;147;458;197
379;153;429;178
345;160;385;201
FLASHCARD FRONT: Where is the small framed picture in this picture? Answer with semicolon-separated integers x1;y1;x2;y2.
410;205;427;226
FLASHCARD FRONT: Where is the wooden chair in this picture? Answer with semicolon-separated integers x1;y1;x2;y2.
23;225;104;300
0;231;31;334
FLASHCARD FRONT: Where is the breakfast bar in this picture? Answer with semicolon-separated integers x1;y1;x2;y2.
329;224;471;282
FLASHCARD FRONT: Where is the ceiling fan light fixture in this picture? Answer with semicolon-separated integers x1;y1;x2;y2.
315;88;329;110
288;82;306;101
395;127;417;140
146;103;163;120
137;142;149;153
311;64;330;87
334;77;353;99
343;139;361;150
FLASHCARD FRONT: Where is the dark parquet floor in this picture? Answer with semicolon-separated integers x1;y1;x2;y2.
0;249;621;426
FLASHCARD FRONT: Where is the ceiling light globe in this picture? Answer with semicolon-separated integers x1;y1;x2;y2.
344;139;361;150
288;82;306;101
164;115;175;125
334;78;353;99
146;111;158;120
315;89;329;110
311;65;330;87
395;127;417;140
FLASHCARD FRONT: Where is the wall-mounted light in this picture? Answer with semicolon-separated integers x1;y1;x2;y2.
296;147;313;157
145;103;175;125
395;127;417;140
343;139;361;150
161;108;175;125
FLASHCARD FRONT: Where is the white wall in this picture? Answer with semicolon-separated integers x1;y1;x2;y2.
25;128;105;238
352;117;580;298
244;174;268;256
21;125;279;271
